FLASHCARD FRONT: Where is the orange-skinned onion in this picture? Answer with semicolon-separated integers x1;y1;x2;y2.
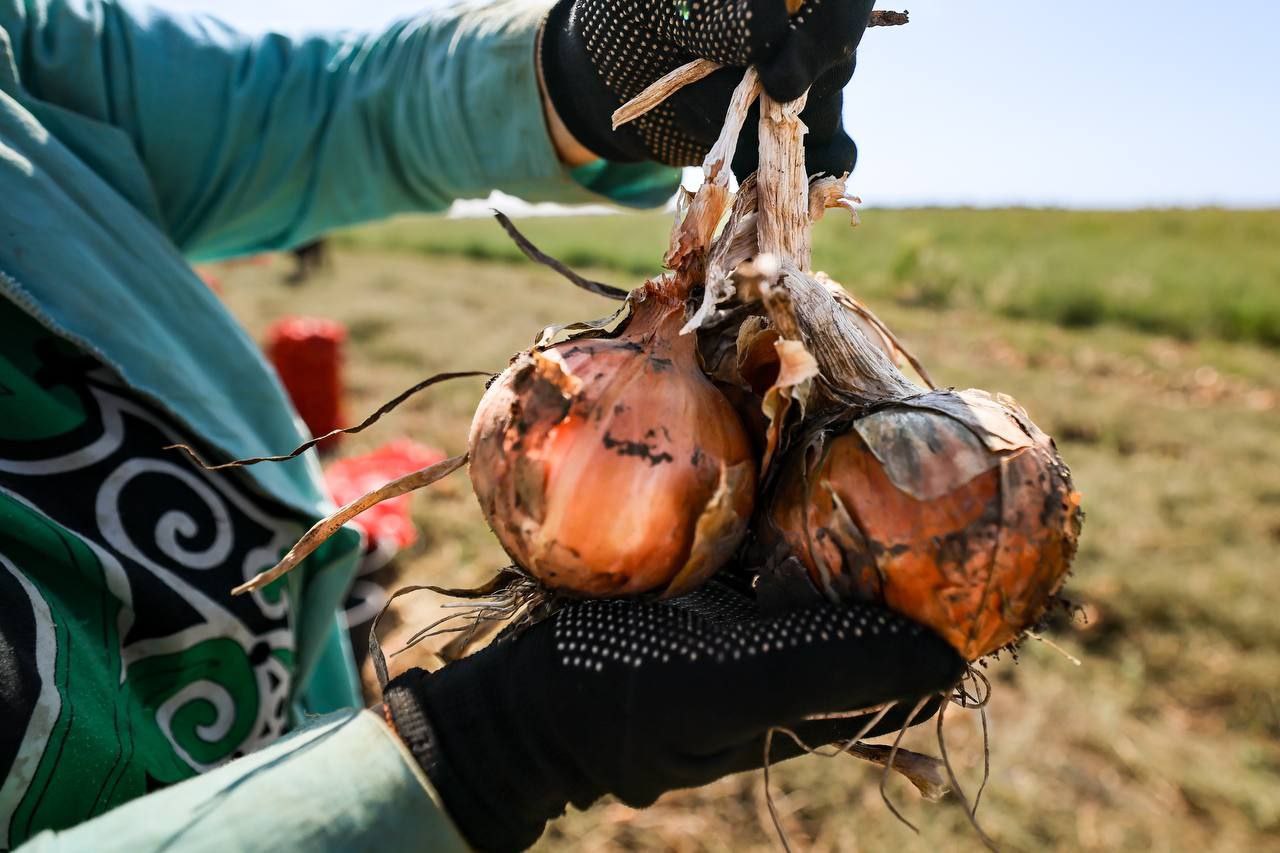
468;279;757;598
765;389;1083;660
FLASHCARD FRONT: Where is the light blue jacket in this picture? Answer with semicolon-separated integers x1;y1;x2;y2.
0;0;676;847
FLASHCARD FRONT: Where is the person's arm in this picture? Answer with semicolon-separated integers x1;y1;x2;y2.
0;0;677;261
15;710;469;853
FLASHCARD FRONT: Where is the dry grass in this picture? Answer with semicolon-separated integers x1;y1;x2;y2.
212;210;1280;852
337;209;1280;348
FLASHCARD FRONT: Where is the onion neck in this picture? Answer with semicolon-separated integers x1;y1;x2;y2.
622;278;697;361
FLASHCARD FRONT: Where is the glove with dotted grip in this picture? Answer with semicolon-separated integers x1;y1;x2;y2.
385;579;963;851
539;0;875;177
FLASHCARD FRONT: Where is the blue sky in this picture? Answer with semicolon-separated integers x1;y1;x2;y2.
156;0;1278;208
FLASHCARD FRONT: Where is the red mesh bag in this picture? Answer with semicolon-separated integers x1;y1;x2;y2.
324;440;448;550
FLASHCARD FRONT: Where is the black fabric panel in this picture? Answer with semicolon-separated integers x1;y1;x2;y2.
0;561;40;780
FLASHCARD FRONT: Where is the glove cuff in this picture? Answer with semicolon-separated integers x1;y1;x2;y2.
386;655;597;853
384;671;514;850
385;668;548;852
538;0;651;164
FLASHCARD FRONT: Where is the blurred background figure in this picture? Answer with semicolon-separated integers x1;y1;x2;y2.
286;238;330;284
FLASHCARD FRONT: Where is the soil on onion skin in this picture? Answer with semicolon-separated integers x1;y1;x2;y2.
212;208;1280;853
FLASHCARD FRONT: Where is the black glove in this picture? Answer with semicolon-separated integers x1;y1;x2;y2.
539;0;875;177
385;580;963;851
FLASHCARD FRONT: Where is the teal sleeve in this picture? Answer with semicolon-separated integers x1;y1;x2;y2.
295;610;366;718
14;710;470;853
1;0;678;261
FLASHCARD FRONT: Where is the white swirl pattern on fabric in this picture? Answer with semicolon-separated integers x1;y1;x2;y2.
0;384;126;475
156;680;239;773
0;372;310;773
98;458;235;571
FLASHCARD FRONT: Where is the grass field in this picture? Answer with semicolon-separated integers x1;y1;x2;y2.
215;207;1280;852
337;208;1280;348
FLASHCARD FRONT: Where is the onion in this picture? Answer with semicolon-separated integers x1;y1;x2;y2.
763;389;1083;660
225;56;1082;681
468;278;757;598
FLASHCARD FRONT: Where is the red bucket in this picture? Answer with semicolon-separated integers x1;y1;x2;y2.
266;316;347;452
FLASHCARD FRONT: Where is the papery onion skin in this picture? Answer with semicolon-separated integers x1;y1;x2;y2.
764;389;1083;660
469;279;757;598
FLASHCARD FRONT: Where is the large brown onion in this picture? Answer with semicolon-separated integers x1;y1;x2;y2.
764;389;1083;660
469;278;757;598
